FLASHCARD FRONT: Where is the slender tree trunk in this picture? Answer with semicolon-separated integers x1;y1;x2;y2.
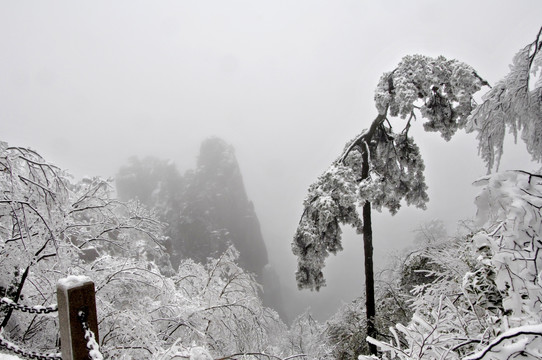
361;142;377;355
339;114;386;355
363;200;377;355
1;266;29;328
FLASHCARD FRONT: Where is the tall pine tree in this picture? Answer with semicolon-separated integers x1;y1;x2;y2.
292;55;488;354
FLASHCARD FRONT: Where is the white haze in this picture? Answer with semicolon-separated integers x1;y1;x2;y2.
1;0;541;321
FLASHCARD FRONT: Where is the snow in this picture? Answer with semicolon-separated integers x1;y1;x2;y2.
0;298;14;306
464;323;542;360
84;328;103;360
57;275;92;288
0;354;23;360
189;347;212;360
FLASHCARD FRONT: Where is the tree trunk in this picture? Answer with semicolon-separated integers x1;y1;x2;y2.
1;266;29;328
361;143;377;355
363;200;377;354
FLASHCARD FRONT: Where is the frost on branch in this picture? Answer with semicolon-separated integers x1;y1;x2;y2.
369;171;542;359
375;55;485;140
361;131;428;214
292;122;429;291
473;170;542;322
466;27;542;171
292;164;362;290
0;141;171;353
464;324;542;360
293;51;487;292
366;234;507;360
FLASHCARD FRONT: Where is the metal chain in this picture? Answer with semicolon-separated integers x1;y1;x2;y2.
0;298;60;359
1;297;58;314
0;327;61;360
78;310;104;360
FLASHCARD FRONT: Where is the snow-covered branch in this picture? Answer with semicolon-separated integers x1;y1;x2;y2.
464;324;542;360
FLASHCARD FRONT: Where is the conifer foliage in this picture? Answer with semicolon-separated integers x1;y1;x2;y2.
292;41;487;355
467;27;542;171
292;54;486;290
366;26;542;360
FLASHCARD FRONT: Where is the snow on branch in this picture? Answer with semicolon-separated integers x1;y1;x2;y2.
464;324;542;360
293;52;486;291
466;26;542;172
375;54;487;140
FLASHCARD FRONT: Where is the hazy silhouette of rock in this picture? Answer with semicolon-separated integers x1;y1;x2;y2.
116;137;287;319
180;137;268;277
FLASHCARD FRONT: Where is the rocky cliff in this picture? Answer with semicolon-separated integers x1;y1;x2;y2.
178;137;269;277
116;137;285;318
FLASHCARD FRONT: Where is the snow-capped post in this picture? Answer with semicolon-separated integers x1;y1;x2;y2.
57;276;100;360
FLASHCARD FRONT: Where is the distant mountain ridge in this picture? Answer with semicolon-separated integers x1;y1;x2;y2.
178;137;269;277
115;137;285;318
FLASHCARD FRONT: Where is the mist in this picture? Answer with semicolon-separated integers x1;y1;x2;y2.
1;0;541;321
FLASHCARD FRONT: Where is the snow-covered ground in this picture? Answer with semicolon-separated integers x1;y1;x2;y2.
0;354;23;360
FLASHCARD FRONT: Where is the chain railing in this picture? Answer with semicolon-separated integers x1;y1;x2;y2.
0;298;62;360
0;298;58;314
77;309;103;360
0;276;103;360
0;327;62;360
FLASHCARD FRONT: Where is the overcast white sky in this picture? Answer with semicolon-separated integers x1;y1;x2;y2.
1;0;541;320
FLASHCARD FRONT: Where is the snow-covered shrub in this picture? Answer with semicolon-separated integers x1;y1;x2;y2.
0;141;288;359
283;310;332;359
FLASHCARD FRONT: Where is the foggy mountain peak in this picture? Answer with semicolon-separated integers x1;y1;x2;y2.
116;137;285;318
197;137;237;170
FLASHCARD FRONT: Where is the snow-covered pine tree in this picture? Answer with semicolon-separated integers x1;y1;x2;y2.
292;53;487;354
367;26;542;360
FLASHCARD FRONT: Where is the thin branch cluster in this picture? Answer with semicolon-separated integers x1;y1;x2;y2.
365;27;542;360
367;170;542;360
467;27;542;171
0;141;317;359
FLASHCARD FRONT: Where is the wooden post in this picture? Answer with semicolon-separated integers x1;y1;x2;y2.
57;276;99;360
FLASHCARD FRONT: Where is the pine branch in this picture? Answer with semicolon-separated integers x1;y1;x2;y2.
464;327;542;360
